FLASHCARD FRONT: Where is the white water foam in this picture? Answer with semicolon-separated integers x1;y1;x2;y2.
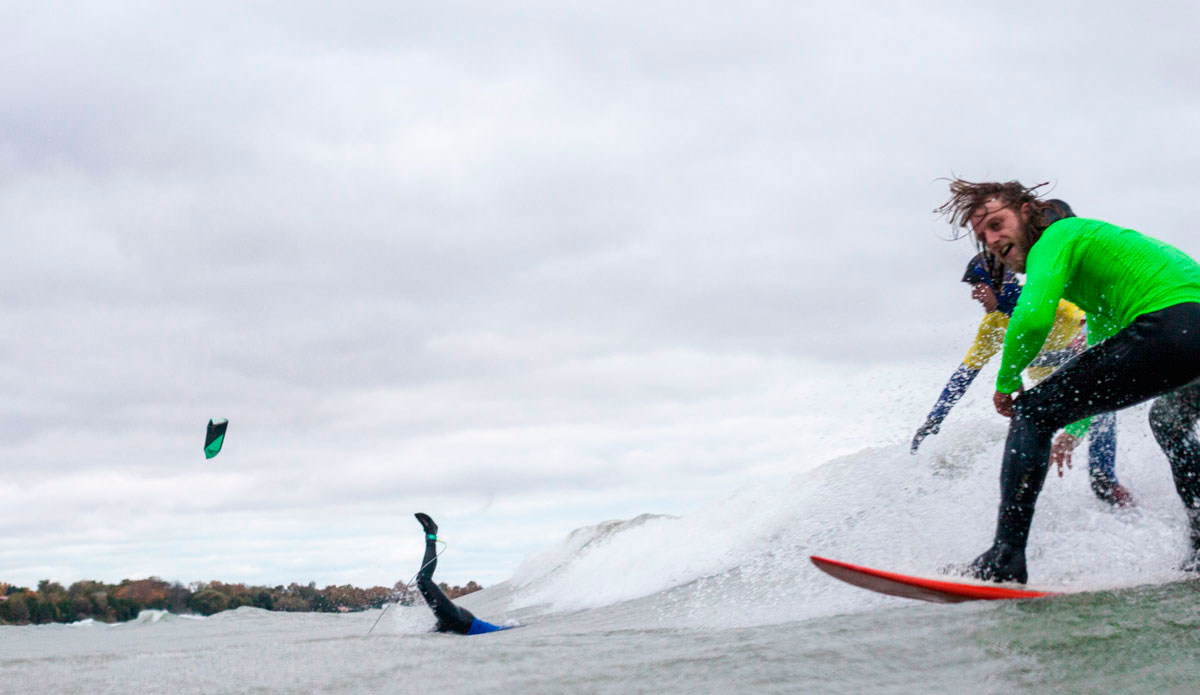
458;401;1194;630
133;609;169;624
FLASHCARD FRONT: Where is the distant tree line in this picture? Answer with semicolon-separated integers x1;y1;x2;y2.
0;577;482;626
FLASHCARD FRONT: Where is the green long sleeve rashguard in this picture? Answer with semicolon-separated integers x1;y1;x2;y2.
997;217;1200;397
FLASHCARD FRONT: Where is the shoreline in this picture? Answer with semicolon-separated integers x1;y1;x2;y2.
0;576;482;625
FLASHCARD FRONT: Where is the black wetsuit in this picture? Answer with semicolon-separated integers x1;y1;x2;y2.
416;535;477;634
416;536;506;635
974;302;1200;581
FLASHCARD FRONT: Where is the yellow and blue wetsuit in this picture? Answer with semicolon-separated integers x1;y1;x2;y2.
914;300;1084;446
913;294;1121;497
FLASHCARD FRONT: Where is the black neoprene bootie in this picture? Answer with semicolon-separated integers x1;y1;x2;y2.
415;512;438;538
1182;511;1200;572
1091;472;1136;508
967;542;1028;584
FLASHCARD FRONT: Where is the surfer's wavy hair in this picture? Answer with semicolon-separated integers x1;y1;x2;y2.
935;178;1059;251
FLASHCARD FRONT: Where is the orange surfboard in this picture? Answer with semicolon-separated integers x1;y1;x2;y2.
810;555;1059;603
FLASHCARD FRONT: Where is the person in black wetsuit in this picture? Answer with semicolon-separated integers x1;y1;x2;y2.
413;513;512;635
936;179;1200;583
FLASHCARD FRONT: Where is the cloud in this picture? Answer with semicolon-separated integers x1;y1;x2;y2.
2;1;1199;586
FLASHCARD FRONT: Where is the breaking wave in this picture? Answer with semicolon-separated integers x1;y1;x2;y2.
453;402;1192;630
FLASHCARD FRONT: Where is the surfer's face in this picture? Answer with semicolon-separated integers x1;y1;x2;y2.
971;199;1031;273
970;283;998;313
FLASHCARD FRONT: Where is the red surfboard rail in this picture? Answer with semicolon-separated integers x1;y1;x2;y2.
810;555;1060;603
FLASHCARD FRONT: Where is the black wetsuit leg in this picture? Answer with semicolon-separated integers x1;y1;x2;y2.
974;302;1200;581
1150;380;1200;540
416;538;477;634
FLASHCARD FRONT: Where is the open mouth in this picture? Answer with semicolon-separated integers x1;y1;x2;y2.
999;243;1014;259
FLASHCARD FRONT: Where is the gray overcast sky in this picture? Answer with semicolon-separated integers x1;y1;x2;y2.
3;1;1200;587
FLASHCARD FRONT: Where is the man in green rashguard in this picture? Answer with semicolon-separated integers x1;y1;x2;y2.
936;179;1200;583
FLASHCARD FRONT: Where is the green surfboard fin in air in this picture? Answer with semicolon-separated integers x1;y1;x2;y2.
205;418;228;459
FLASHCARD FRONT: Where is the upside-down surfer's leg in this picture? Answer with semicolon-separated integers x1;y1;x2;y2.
414;513;477;634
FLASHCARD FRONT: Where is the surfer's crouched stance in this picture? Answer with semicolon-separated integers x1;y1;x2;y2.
414;513;511;635
939;180;1200;583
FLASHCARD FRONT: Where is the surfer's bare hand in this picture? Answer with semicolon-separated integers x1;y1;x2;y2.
1051;432;1082;477
993;390;1015;417
993;385;1024;417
